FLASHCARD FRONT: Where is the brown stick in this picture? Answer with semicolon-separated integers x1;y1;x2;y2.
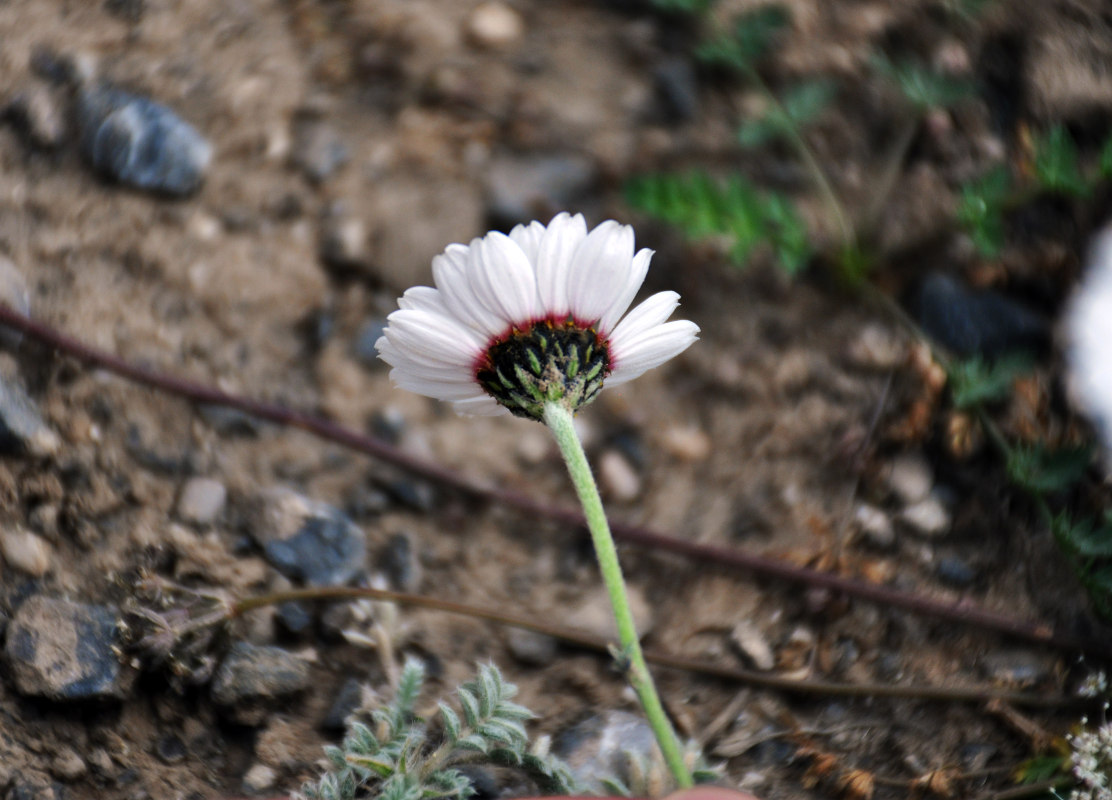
2;303;1109;661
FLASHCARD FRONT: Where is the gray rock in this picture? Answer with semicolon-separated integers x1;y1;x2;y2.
242;763;278;794
553;710;656;793
0;374;61;457
322;676;364;731
211;642;311;715
936;556;977;587
915;272;1047;358
652;57;699;123
980;649;1054;687
504;627;558;666
251;487;367;587
76;84;211;196
485;154;596;229
291;118;349;184
4;595;131;700
0;255;32;350
378;532;421;592
176;477;227;525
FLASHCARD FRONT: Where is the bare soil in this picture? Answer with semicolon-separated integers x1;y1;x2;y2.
0;1;1108;799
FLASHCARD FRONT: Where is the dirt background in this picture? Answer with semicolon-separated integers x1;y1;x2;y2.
0;1;1109;798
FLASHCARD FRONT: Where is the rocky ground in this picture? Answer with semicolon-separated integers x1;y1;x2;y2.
0;1;1110;799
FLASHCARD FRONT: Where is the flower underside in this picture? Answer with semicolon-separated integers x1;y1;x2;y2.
475;317;610;419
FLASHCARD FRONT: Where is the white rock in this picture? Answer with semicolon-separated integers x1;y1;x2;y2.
659;425;712;462
730;620;775;670
854;503;894;548
598;449;641;502
847;323;905;369
465;2;524;48
0;526;52;577
177;477;227;524
886;453;933;504
899;495;951;538
242;763;277;793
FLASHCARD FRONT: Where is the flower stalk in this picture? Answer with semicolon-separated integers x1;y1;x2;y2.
542;400;693;789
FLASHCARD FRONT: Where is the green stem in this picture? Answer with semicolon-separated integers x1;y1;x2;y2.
542;401;693;789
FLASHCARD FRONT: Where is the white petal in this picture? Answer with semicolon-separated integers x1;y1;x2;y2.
471;232;540;327
391;370;485;401
606;291;681;351
607;319;699;386
567;220;635;324
397;285;443;312
598;248;654;335
508;220;546;263
432;245;504;338
534;212;587;316
452;395;508;416
380;309;481;368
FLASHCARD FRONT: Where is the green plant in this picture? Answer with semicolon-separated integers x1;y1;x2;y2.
948;355;1033;410
625;171;811;273
296;660;583;800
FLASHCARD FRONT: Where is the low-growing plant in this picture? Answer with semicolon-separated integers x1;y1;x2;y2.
295;660;584;800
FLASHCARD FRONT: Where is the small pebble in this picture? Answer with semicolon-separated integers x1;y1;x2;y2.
291;118;349;183
505;627;558;666
321;215;367;269
378;532;421;592
76;83;212;196
981;649;1053;687
322;677;364;731
0;526;53;577
730;620;775;670
565;584;653;641
854;504;894;548
658;424;712;462
847;323;905;369
155;734;187;764
899;495;952;538
0;374;61;457
598;449;641;502
242;763;278;794
515;430;550;465
652;57;699;123
465;2;525;49
50;746;87;781
176;477;227;525
886;453;933;504
5;84;67;150
0;255;31;350
936;556;977;587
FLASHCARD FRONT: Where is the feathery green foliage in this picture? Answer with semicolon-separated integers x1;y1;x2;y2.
871;54;973;111
948;355;1033;410
295;660;583;800
626;171;811;273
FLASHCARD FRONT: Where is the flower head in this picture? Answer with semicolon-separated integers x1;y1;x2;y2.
376;213;699;420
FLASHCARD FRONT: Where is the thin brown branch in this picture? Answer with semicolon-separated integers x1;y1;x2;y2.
230;584;1087;709
3;303;1111;661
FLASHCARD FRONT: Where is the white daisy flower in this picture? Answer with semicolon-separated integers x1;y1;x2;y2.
1067;226;1112;457
375;212;699;420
